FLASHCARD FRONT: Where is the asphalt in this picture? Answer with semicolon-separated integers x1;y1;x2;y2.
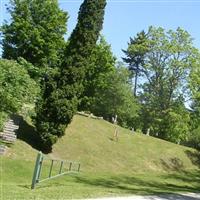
86;193;200;200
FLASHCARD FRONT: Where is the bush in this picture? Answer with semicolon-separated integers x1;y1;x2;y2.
0;112;8;131
0;59;39;124
186;127;200;150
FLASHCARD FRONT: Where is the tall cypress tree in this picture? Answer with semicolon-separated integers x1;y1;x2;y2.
35;0;107;152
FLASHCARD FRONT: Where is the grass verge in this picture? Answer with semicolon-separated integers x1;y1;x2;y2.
1;157;200;200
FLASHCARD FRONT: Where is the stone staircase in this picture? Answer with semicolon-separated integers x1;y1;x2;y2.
0;116;20;155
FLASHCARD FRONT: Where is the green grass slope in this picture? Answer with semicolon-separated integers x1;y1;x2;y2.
50;115;199;173
1;115;200;199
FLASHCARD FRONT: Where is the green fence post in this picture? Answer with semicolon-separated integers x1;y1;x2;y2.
69;162;72;171
37;156;43;180
49;160;54;178
31;151;43;189
59;161;64;174
77;163;81;172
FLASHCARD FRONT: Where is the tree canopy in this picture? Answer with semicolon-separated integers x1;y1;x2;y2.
2;0;200;151
79;36;116;111
1;0;68;69
130;26;200;143
91;64;140;128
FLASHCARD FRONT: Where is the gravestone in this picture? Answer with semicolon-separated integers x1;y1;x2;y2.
146;128;150;136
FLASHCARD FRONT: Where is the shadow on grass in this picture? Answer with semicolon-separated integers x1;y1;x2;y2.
17;117;41;151
159;158;184;172
185;150;200;168
149;194;200;200
73;170;200;196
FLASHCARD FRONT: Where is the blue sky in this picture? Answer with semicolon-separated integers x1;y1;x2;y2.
1;0;200;60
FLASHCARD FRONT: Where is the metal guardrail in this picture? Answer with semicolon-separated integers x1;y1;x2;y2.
31;152;81;189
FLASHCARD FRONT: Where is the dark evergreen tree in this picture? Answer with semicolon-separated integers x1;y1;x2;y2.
35;0;107;152
122;31;149;96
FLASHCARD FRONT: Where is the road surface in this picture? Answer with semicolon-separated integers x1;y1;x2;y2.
86;193;200;200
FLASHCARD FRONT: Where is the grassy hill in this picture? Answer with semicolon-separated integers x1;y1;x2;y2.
50;115;199;173
1;115;200;199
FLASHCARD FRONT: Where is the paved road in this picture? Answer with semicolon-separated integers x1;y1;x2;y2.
86;193;200;200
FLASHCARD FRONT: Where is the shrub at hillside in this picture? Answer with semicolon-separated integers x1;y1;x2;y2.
0;59;39;130
186;126;200;150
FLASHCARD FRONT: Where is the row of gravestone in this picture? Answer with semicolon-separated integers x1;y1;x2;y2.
0;118;19;155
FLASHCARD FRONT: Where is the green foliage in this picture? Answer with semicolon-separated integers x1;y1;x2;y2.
187;57;200;149
91;64;139;128
159;104;190;143
0;112;8;131
131;27;199;143
1;0;68;69
35;0;107;151
187;126;200;150
17;57;41;81
34;68;61;151
0;59;39;128
80;36;116;110
78;36;139;129
189;59;200;102
123;31;149;96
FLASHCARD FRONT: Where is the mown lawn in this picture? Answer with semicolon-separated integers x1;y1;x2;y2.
1;157;200;200
1;115;200;199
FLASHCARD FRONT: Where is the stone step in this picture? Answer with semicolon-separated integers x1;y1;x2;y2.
2;138;16;143
0;145;7;155
2;133;16;138
6;120;14;124
4;124;19;129
3;130;16;134
1;117;21;146
5;121;16;126
4;126;18;132
2;134;16;143
6;120;19;125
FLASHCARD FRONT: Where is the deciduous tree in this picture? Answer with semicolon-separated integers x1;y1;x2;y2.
79;36;116;110
132;27;198;143
91;64;140;128
1;0;68;70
